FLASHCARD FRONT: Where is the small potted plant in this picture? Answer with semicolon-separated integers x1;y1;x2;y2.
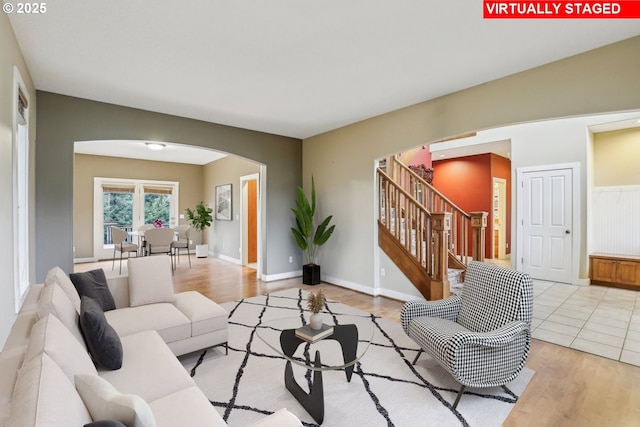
186;201;213;258
290;176;336;285
307;289;326;330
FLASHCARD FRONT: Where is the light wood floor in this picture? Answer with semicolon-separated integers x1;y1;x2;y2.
79;256;640;426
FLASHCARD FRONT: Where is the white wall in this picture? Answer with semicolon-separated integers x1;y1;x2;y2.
0;14;36;347
470;112;640;282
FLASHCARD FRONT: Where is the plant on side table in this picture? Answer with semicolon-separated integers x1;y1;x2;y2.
186;201;213;258
290;176;336;285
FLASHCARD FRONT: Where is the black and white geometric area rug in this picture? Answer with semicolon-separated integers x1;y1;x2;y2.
180;289;534;427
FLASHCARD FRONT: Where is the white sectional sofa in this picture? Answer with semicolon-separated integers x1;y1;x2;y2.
0;256;301;427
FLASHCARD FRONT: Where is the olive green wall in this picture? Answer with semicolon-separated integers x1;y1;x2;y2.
73;153;204;259
36;92;301;282
593;128;640;187
302;36;640;299
203;156;261;262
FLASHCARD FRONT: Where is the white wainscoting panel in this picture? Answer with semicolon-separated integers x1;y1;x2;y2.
593;186;640;255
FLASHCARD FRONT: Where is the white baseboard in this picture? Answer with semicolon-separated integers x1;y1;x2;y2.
322;275;380;297
378;288;424;302
215;253;242;265
74;257;98;264
323;275;422;302
574;278;590;286
262;270;302;282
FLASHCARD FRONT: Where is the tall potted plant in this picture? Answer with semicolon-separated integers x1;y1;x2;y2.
291;177;336;285
186;201;213;258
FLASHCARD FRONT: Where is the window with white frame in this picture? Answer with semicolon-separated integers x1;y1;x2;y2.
13;67;30;312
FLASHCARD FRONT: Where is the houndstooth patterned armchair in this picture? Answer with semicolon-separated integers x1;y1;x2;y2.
401;261;533;409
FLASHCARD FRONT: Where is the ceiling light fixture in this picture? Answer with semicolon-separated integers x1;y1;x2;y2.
145;142;166;151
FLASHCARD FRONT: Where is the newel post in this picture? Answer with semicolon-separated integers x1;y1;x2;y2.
470;212;488;262
432;212;451;297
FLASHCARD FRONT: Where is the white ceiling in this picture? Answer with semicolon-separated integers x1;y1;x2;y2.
7;2;640;140
74;140;227;165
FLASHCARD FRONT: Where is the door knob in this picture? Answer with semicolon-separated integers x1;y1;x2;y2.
565;230;571;234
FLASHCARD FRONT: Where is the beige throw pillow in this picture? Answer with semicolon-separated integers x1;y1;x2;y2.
75;374;157;427
24;314;97;382
36;283;86;348
6;353;92;427
45;266;82;313
127;255;174;307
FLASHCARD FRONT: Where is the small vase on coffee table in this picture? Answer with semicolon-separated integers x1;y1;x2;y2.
310;313;323;330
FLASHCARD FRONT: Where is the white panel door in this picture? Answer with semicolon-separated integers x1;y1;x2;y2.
522;168;572;283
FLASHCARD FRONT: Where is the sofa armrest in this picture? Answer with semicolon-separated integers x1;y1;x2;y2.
106;275;130;309
250;408;302;427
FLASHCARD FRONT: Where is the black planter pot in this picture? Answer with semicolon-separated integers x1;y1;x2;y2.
303;264;321;285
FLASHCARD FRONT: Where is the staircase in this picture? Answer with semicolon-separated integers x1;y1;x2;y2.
377;156;487;300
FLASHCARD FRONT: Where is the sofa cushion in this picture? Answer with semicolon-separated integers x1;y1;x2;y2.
173;291;228;336
6;353;92;427
71;269;117;312
148;386;226;427
76;374;156;427
85;421;128;427
36;282;86;348
127;256;175;307
105;303;191;343
80;296;123;370
0;348;25;422
1;310;37;356
45;266;82;312
99;331;195;403
25;314;97;383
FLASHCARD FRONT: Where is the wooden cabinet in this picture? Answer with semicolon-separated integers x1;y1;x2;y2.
590;254;640;290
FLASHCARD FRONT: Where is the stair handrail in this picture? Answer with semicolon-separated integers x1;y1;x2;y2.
377;167;433;274
386;156;472;266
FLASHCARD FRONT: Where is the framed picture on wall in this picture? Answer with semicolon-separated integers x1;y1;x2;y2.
215;184;232;221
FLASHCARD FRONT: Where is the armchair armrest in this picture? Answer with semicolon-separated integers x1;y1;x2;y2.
401;296;462;334
453;320;530;348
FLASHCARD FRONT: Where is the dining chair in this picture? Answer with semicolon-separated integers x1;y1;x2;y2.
111;226;138;274
137;224;155;256
145;227;175;255
171;225;192;269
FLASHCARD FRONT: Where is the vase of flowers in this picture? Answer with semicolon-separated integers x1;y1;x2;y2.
307;289;326;330
153;218;163;228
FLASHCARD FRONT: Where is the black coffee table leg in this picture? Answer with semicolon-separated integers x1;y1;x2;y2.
284;350;324;424
330;324;358;382
279;324;358;425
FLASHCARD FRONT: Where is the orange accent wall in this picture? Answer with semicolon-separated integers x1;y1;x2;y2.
432;153;511;259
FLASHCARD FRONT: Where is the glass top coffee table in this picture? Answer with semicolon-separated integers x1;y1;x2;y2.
256;315;374;424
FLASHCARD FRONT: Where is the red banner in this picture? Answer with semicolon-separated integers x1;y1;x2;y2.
484;1;640;18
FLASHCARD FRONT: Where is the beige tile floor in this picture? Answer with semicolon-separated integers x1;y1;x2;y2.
531;280;640;366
